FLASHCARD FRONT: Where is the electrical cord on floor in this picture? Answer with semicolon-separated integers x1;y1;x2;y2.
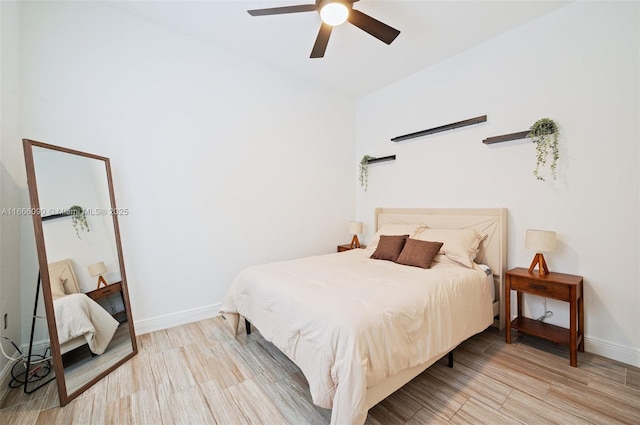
1;336;53;388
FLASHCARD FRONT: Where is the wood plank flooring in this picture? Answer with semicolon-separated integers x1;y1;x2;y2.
1;316;639;424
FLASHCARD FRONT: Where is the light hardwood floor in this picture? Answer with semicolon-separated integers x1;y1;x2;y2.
1;316;639;424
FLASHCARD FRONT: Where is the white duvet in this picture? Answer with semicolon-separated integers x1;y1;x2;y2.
220;249;493;425
54;293;120;355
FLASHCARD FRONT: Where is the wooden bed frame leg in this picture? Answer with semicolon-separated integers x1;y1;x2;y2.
448;351;454;368
245;319;251;335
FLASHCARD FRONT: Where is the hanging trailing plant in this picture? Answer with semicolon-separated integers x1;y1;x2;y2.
359;155;375;191
529;117;559;181
68;205;89;238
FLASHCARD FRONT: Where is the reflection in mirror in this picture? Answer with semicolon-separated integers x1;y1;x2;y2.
22;139;137;405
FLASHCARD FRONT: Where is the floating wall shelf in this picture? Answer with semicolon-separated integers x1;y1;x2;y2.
482;130;530;145
391;115;487;142
42;212;71;221
366;155;396;164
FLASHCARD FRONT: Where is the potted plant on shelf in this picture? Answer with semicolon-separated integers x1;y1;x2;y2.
359;155;375;191
529;117;559;181
68;205;90;238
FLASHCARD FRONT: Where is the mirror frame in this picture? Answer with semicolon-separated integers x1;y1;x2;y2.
22;138;137;405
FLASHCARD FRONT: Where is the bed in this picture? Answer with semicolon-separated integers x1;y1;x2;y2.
47;259;119;356
220;207;507;425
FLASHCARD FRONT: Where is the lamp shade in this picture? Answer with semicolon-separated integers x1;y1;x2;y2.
88;261;107;277
525;229;556;253
349;221;363;234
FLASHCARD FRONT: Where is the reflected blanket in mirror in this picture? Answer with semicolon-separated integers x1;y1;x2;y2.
54;293;119;355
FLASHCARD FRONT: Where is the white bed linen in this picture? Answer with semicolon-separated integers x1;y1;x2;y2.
220;249;493;425
54;293;120;355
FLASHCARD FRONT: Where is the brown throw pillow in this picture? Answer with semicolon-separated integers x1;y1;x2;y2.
370;235;409;262
395;239;444;269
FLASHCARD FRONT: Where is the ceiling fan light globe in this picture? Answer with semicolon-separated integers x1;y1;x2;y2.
320;2;349;26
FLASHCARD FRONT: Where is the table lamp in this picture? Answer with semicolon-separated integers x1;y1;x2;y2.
88;261;108;289
525;229;556;275
349;221;363;249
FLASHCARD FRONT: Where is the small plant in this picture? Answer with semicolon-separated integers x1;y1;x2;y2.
529;118;559;181
359;155;374;191
68;205;89;238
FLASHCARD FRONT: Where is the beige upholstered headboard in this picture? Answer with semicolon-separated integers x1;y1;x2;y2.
375;208;508;330
48;259;81;296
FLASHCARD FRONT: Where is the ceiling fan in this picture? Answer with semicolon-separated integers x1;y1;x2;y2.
247;0;400;58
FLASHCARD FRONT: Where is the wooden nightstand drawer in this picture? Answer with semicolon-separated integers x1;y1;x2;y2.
86;282;122;300
508;274;570;300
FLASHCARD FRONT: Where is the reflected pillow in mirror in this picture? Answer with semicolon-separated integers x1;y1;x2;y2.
51;277;67;300
395;239;443;269
370;234;409;262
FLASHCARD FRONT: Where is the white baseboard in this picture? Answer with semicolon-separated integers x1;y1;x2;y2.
585;335;640;368
19;338;52;355
133;303;221;335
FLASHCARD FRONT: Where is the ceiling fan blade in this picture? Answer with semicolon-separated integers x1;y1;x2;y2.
310;23;332;58
248;4;318;16
347;9;400;45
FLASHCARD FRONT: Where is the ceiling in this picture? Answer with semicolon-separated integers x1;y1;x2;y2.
104;0;570;98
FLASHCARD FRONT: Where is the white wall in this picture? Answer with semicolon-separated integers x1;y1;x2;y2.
355;1;639;366
0;1;36;382
8;0;638;370
18;1;356;333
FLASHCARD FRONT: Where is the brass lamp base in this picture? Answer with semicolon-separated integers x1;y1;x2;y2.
528;252;549;275
350;234;361;249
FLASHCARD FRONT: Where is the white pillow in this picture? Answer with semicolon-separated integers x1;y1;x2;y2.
414;228;487;268
367;223;427;249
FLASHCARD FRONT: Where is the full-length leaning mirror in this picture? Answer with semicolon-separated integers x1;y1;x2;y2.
23;139;137;405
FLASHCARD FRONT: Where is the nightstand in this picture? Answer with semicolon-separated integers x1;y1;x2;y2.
337;244;366;252
505;267;584;366
85;281;127;322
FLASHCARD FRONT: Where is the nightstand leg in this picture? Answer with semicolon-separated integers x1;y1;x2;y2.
505;276;511;344
578;293;585;352
516;292;523;319
570;287;578;367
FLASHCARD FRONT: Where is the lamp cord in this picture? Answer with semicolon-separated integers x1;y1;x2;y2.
1;336;53;388
0;336;22;361
537;298;553;322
